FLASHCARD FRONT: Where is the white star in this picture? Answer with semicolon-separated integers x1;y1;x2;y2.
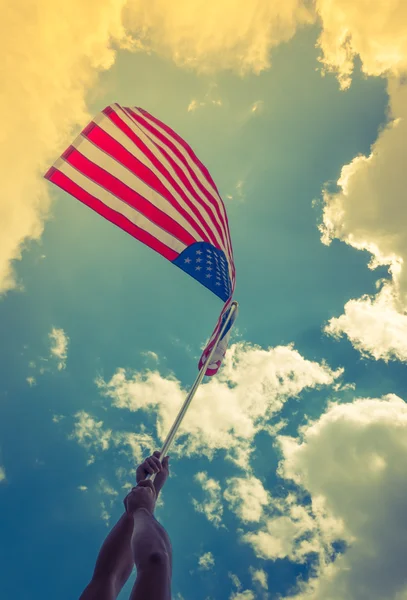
196;250;202;255
206;266;212;271
196;257;202;263
184;257;192;264
196;265;202;271
206;273;212;278
215;281;221;286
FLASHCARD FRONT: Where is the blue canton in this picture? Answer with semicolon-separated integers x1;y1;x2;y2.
173;242;232;302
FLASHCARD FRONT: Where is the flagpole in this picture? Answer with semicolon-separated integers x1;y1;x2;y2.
148;300;238;479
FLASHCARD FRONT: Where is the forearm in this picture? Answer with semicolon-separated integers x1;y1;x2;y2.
130;509;172;600
92;512;134;579
131;509;170;568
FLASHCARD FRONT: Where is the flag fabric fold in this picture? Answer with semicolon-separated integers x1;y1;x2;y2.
45;103;236;375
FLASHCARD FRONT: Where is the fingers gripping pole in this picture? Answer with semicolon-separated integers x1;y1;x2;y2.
149;301;238;480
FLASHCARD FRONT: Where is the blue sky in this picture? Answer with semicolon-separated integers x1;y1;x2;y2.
2;5;407;600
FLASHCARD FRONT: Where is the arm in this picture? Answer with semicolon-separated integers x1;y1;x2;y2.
129;508;172;600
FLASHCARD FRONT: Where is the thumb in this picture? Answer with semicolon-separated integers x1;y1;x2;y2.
162;456;170;471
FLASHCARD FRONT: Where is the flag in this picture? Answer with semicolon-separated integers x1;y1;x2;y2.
199;300;238;375
45;104;236;374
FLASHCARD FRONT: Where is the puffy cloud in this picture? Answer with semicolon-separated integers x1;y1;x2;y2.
70;410;155;464
325;284;407;362
49;327;69;370
276;395;407;600
123;0;313;75
316;0;407;89
71;410;113;452
97;342;342;466
320;80;407;359
230;591;255;600
192;472;224;528
224;476;270;523
321;80;407;301
250;568;268;590
0;0;131;294
0;467;6;483
198;551;215;570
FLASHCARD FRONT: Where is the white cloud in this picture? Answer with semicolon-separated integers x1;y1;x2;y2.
124;0;313;75
78;485;88;491
325;284;407;362
230;591;255;600
49;327;69;370
192;472;224;528
0;467;6;483
70;410;155;465
224;476;270;523
26;376;36;387
320;80;407;360
97;342;342;466
70;410;112;452
250;100;264;114
275;394;407;600
142;351;159;362
316;0;407;90
250;568;268;590
198;551;215;570
0;0;132;294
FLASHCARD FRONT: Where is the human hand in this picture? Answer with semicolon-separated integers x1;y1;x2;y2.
124;480;156;515
136;451;170;497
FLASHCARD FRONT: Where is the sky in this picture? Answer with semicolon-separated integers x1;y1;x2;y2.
1;1;407;599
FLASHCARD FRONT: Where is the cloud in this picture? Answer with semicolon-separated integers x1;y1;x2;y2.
0;0;133;294
224;476;270;523
250;568;268;590
124;0;313;76
320;79;407;360
192;472;224;528
316;0;407;89
250;100;264;115
96;342;342;467
0;467;6;483
275;394;407;600
70;410;112;452
198;551;215;570
325;284;407;362
49;327;69;370
70;410;155;465
187;84;223;113
230;591;255;600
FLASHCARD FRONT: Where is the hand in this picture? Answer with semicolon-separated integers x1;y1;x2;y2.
136;451;170;498
124;480;156;515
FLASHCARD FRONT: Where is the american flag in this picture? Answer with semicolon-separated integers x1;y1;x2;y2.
45;104;236;375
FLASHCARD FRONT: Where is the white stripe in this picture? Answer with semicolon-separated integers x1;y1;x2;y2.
74;129;201;244
130;107;235;280
122;106;229;253
94;112;210;244
132;107;234;262
54;157;186;255
110;106;225;252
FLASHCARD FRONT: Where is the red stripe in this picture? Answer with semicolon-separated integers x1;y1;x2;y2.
131;107;235;269
136;106;235;268
66;148;196;248
126;109;229;250
47;169;178;261
96;113;217;247
106;107;221;250
138;107;220;194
